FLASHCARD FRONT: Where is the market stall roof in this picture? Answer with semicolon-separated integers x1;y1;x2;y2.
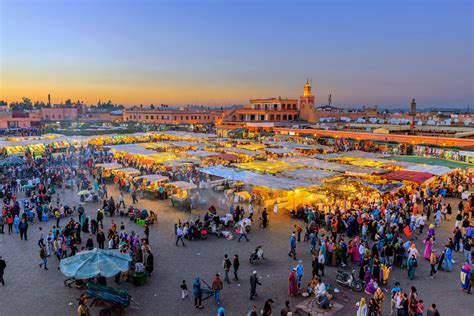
263;148;298;155
199;165;312;190
326;156;404;168
162;158;201;166
281;168;338;182
170;141;214;149
217;153;240;161
375;170;433;183
404;164;452;176
166;181;197;190
185;150;220;158
384;155;472;169
282;157;383;175
106;144;157;156
156;131;217;138
114;167;141;176
0;156;26;166
135;174;169;183
96;163;123;169
233;160;303;174
148;152;179;163
237;143;266;151
138;142;171;149
225;147;263;157
315;150;386;159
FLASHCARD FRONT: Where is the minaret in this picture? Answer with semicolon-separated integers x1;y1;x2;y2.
48;94;51;106
410;98;416;129
299;79;316;122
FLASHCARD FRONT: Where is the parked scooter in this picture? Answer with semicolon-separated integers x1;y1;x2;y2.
249;245;264;264
335;268;363;292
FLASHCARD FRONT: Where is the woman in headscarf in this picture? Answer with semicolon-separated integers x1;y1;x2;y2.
288;268;298;296
442;245;453;272
192;277;203;309
407;254;418;280
356;297;368;316
423;237;434;260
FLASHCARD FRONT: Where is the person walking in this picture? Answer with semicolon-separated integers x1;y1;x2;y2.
233;254;240;281
192;277;204;309
429;250;437;278
426;304;440;316
7;214;13;234
39;245;48;270
0;213;5;234
18;218;28;240
238;221;250;242
464;238;472;265
262;298;274;316
118;192;125;209
37;227;44;247
280;300;291;316
0;256;6;286
288;232;297;260
176;225;186;246
77;294;92;316
223;254;232;284
131;190;138;204
407;254;418;280
249;271;262;300
295;260;304;290
211;274;223;305
180;280;188;299
96;229;106;249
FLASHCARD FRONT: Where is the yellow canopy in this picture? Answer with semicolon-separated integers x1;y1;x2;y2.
233;160;303;174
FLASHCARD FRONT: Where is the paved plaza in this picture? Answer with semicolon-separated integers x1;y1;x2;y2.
0;183;472;316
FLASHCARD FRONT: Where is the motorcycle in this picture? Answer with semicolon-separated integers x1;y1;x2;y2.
335;268;363;292
249;245;264;264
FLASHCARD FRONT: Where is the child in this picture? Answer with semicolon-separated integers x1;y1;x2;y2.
180;280;188;299
416;299;424;316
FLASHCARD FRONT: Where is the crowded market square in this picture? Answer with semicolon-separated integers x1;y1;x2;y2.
0;131;473;316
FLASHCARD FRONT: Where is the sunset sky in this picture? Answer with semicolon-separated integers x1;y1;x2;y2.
0;0;472;108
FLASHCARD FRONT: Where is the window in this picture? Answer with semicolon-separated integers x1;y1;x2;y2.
260;115;265;120
250;115;255;121
293;104;297;110
276;115;281;120
283;115;287;120
239;115;245;121
186;116;189;120
146;115;149;120
288;115;292;120
45;115;49;119
281;104;285;109
180;116;183;120
52;115;55;119
270;114;275;120
151;115;154;120
273;104;277;110
174;116;177;120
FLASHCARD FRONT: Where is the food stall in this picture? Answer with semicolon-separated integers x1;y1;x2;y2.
111;167;141;190
96;163;123;182
134;174;169;199
166;181;198;210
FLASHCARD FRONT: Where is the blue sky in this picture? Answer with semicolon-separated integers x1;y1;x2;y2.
0;0;472;108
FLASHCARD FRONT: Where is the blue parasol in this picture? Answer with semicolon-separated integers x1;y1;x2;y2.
59;248;131;279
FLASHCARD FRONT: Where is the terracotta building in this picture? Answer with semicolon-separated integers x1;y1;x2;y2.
225;97;299;122
123;107;221;124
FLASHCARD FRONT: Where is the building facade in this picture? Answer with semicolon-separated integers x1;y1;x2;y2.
123;107;219;125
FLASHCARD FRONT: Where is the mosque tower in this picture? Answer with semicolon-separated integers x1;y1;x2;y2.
299;79;316;122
